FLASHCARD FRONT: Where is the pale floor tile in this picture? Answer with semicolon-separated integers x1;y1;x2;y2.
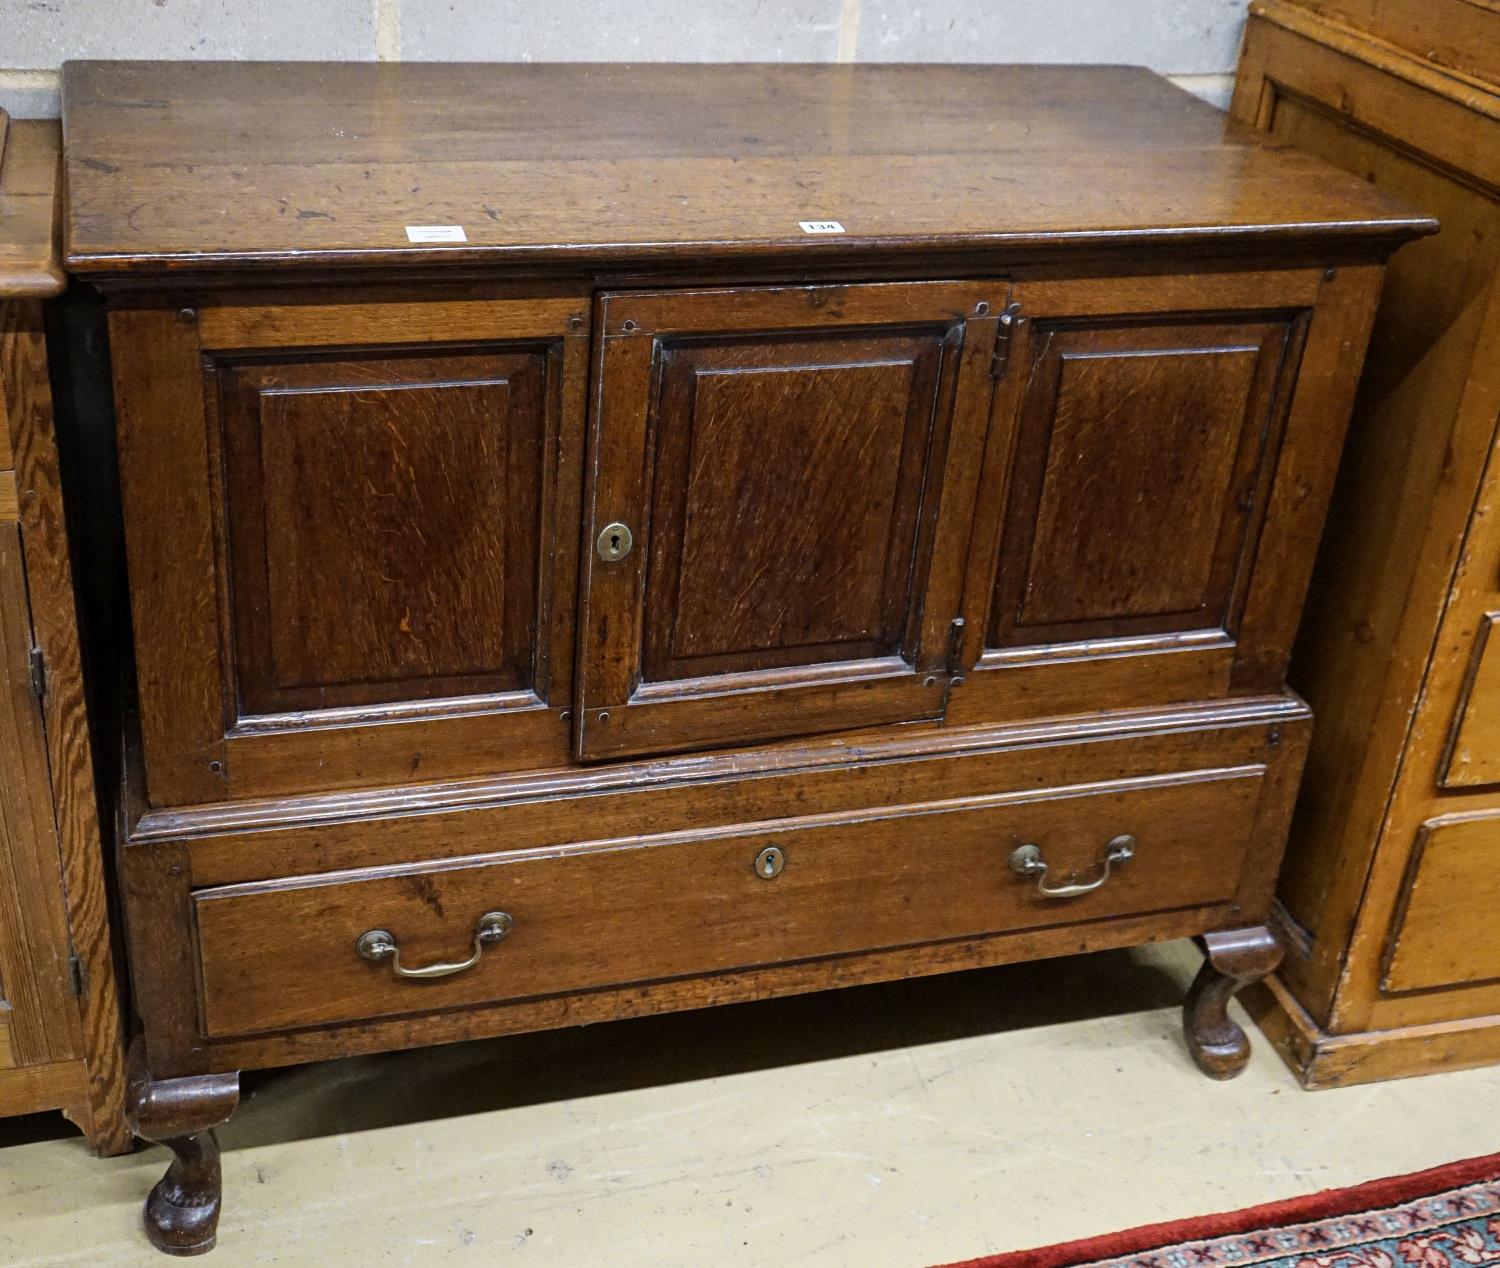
1;939;1497;1267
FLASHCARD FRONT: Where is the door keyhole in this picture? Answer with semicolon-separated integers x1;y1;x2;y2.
596;521;634;562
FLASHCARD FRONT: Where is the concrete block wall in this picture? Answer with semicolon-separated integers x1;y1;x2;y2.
0;0;1246;117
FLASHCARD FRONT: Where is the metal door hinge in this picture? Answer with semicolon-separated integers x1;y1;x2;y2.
68;951;87;998
990;302;1024;379
27;646;46;702
940;617;968;714
945;617;967;675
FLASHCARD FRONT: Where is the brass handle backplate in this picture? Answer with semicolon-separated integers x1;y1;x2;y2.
356;910;513;980
1008;835;1136;899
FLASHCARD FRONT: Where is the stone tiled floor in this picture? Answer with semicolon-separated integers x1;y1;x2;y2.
2;939;1496;1266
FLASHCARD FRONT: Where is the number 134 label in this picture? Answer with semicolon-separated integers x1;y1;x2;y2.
799;220;846;234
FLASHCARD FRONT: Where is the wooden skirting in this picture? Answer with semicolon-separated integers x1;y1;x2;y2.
1247;973;1500;1088
0;1058;87;1118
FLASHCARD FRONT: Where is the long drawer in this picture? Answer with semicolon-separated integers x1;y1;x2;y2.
191;764;1266;1038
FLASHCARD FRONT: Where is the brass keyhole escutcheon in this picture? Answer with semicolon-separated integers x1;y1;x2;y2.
754;846;785;879
597;521;634;562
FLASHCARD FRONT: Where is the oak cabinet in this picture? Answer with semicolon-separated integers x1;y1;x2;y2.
58;61;1428;1254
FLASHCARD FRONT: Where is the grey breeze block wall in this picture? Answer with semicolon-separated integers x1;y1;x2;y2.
1;0;1247;117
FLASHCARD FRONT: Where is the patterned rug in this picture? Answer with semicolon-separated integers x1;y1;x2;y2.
936;1154;1500;1268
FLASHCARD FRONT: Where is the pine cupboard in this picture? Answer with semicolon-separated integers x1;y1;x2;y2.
1233;0;1500;1087
57;61;1431;1253
0;111;129;1153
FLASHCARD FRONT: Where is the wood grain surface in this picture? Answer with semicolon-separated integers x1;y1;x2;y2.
112;293;589;803
74;62;1423;1159
0;118;65;297
1232;0;1500;1087
119;699;1305;1072
60;62;1432;277
0;106;130;1151
0;525;79;1068
193;765;1265;1039
576;280;1000;761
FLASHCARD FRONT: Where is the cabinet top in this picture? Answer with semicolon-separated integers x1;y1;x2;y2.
0;114;65;298
60;61;1433;279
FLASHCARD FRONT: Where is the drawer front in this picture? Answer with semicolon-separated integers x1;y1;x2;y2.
192;765;1265;1038
1384;813;1500;993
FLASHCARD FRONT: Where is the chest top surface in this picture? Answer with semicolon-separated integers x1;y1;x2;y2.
59;61;1430;277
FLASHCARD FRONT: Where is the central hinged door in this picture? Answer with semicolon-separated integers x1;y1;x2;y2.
576;281;1006;760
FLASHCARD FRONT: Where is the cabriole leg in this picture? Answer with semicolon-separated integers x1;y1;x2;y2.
125;1038;241;1256
1183;925;1283;1080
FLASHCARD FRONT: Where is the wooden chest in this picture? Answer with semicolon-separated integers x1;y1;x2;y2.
1233;0;1500;1086
56;61;1430;1253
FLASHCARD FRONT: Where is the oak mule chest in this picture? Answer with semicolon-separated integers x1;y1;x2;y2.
57;62;1429;1254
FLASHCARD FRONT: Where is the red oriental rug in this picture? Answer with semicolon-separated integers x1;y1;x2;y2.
935;1154;1500;1268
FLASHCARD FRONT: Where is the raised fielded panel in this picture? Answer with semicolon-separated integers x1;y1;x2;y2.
1440;614;1500;789
576;281;1006;761
948;270;1326;729
112;296;591;804
990;317;1296;645
644;336;938;680
1383;814;1500;994
216;348;546;716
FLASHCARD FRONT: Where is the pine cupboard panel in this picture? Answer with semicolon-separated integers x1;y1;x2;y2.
1260;0;1500;90
0;115;66;299
1440;614;1500;788
0;524;79;1068
1383;814;1500;994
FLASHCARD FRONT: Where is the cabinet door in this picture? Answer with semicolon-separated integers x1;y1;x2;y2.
0;527;82;1072
576;282;1005;760
112;295;590;803
948;270;1330;727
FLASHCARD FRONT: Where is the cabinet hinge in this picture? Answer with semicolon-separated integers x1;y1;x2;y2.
27;645;47;702
68;950;87;998
945;617;967;675
990;301;1024;379
940;617;968;715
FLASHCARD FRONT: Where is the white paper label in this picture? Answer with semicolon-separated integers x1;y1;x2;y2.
799;220;845;234
405;225;468;243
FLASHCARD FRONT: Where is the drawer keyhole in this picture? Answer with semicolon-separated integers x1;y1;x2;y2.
754;846;785;879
